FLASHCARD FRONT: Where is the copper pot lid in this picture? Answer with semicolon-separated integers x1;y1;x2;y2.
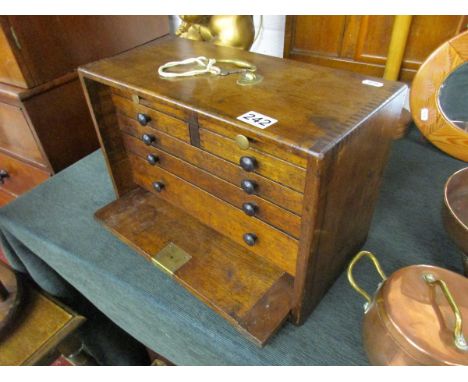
381;264;468;365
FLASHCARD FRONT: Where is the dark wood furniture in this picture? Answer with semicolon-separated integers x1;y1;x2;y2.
0;16;170;89
284;16;468;81
0;16;169;207
79;37;407;346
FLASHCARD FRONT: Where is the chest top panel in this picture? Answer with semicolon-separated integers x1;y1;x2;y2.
80;37;407;157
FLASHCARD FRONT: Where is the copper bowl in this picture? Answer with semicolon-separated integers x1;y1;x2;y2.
443;167;468;276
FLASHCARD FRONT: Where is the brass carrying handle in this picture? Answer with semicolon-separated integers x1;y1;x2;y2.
423;273;468;351
347;251;387;311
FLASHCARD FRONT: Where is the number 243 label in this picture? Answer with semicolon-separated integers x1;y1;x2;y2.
237;111;277;129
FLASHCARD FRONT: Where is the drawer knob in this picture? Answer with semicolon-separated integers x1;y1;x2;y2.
142;134;156;145
0;170;9;184
239;156;257;172
243;233;257;246
241;179;257;194
152;181;165;192
235;134;250;150
137;113;151;126
242;202;258;216
147;154;159;165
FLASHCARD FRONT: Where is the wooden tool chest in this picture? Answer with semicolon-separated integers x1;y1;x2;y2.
79;37;407;346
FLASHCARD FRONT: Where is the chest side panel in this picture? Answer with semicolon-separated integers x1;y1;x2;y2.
292;90;407;324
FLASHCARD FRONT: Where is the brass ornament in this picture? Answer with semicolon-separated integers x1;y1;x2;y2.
176;15;255;51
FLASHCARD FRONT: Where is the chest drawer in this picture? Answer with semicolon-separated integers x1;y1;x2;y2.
199;128;306;192
0;151;49;196
129;153;298;275
117;114;304;215
123;134;302;238
199;116;308;168
112;92;190;143
0;102;46;167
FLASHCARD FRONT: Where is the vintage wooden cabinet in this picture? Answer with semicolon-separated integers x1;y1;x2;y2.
0;16;169;206
0;16;170;88
284;15;468;81
80;37;407;345
0;74;98;204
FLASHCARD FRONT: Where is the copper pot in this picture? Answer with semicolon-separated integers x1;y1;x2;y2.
443;167;468;276
348;251;468;365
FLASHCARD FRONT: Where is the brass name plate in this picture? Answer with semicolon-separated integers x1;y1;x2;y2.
151;242;191;276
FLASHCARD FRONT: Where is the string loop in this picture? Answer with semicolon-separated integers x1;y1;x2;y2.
158;56;222;78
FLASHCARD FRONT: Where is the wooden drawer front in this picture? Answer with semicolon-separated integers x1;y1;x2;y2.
199;116;308;168
0;152;49;196
112;93;190;143
123;135;302;238
129;154;299;275
0;188;15;207
0;102;46;166
199;128;306;192
118;114;304;215
113;88;188;121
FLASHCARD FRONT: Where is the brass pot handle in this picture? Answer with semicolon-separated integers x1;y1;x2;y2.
347;251;387;312
423;273;468;351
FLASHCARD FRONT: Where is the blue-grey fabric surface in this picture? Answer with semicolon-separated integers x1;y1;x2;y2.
0;126;465;365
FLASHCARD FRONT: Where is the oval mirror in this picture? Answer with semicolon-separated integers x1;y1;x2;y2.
411;30;468;162
438;62;468;132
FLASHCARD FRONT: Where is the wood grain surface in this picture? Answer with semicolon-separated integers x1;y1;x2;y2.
122;133;302;237
0;151;49;196
410;30;468;162
95;188;294;346
80;37;406;343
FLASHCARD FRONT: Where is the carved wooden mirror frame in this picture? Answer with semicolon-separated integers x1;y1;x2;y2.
410;30;468;162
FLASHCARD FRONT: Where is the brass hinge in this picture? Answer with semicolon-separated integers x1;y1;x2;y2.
10;26;21;50
150;242;191;276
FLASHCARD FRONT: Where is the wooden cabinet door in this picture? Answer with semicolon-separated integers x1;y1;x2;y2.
284;15;468;81
0;16;169;88
0;26;27;87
